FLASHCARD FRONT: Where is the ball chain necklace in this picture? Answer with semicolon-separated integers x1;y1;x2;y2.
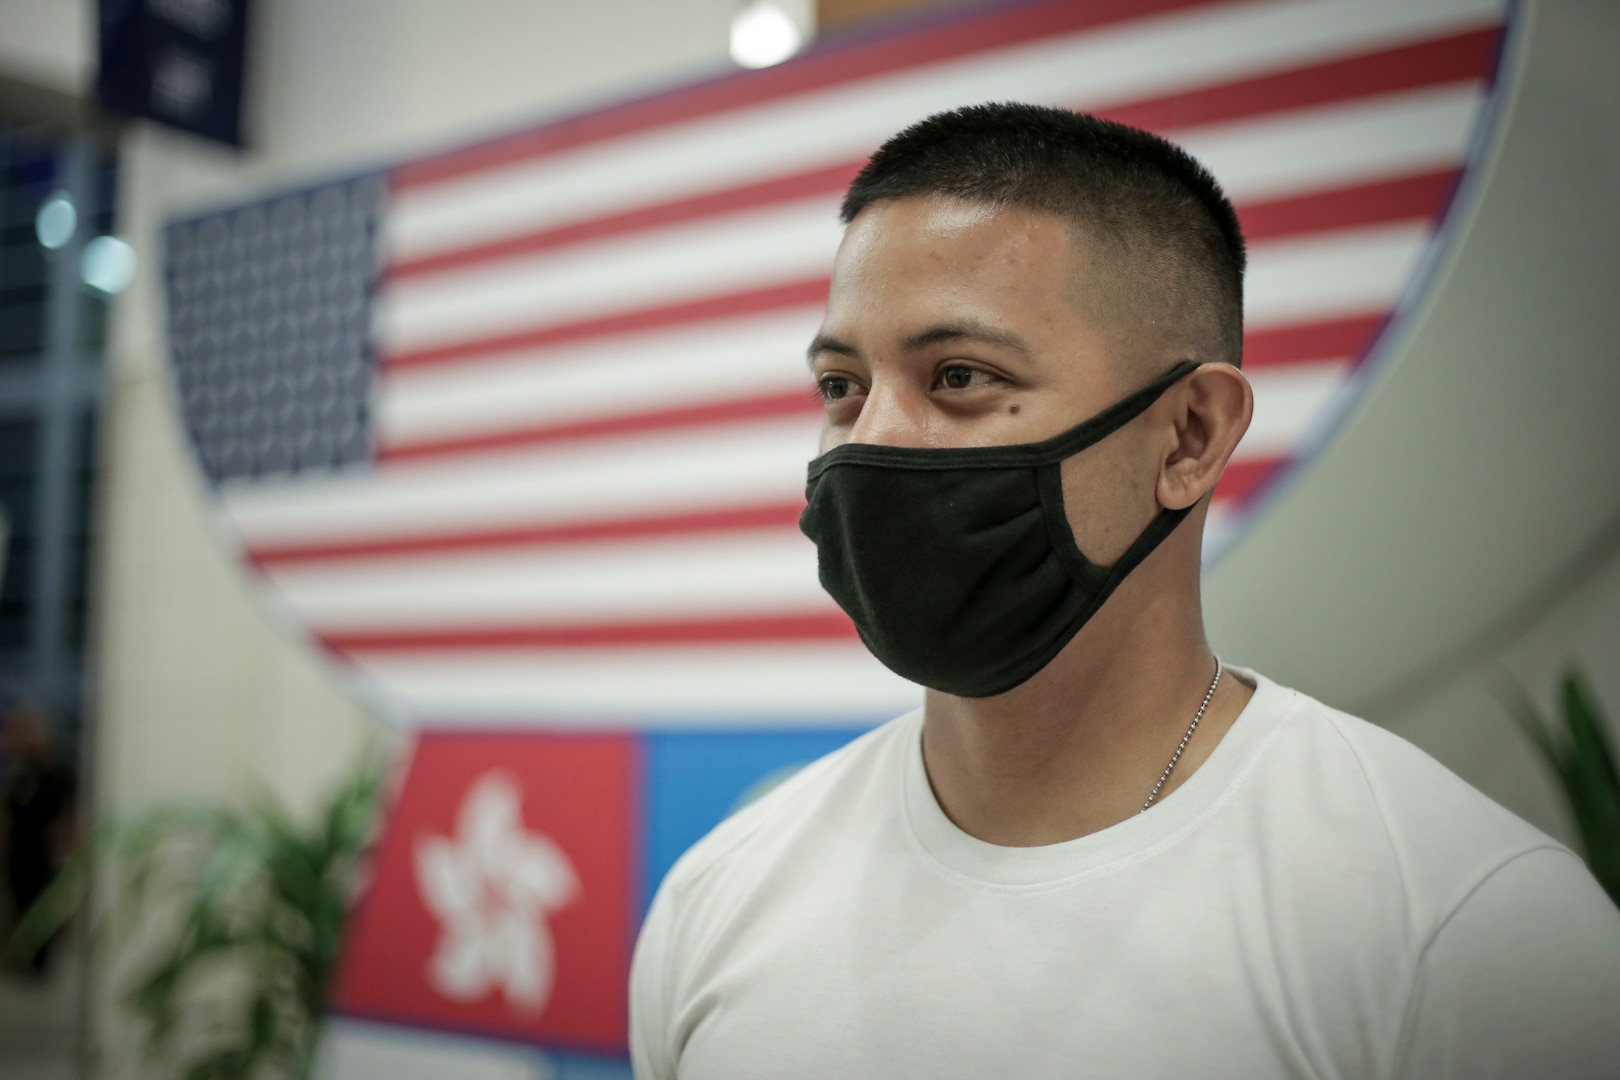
1140;659;1224;813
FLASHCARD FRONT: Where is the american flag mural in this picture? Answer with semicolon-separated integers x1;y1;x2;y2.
165;0;1512;727
163;0;1511;1061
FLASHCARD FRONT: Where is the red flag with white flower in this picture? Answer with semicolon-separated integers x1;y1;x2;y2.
335;733;637;1049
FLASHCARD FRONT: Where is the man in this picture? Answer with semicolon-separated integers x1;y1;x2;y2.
629;104;1620;1078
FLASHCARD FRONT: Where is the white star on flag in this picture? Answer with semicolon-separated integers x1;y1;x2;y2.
414;771;580;1012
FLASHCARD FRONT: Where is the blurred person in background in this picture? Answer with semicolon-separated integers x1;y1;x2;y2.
1;701;77;978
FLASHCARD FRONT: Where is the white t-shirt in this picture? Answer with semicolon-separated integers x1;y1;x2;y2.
630;670;1620;1079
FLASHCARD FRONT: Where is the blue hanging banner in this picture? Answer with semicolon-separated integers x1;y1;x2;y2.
97;0;251;147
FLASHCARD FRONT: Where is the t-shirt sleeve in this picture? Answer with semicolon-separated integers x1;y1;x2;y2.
630;879;681;1080
1391;846;1620;1080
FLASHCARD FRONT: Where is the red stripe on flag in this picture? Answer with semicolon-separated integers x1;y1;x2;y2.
1243;312;1385;369
322;611;858;652
379;389;820;463
1213;455;1287;505
392;0;1223;192
377;313;1388;469
390;30;1493;282
1237;170;1456;243
1097;27;1500;134
248;502;809;567
263;456;1290;576
384;278;830;371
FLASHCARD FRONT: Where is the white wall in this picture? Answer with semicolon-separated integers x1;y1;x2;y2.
1205;0;1620;845
97;0;744;810
0;0;89;95
1378;539;1620;842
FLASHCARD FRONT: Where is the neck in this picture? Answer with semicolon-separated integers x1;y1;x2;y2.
919;560;1253;847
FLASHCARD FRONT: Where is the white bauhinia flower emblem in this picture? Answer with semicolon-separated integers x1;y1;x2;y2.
414;771;580;1012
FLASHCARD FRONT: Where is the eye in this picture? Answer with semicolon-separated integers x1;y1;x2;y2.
815;375;856;402
935;364;998;391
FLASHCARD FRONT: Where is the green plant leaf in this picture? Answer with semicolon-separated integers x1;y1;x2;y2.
1497;671;1564;778
1562;670;1620;795
1559;670;1620;906
1503;665;1620;910
181;1047;247;1080
249;989;278;1070
6;839;91;962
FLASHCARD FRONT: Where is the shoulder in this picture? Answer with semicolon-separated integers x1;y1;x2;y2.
1255;673;1573;923
1390;832;1620;1076
630;713;918;1079
653;709;918;908
631;709;916;1050
1239;674;1620;1061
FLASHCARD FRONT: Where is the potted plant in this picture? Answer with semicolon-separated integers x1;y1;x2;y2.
7;753;385;1079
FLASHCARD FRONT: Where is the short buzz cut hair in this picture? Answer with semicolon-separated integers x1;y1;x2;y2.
840;102;1247;369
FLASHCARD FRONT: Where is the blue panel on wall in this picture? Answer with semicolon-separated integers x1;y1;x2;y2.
642;728;866;911
547;1047;634;1080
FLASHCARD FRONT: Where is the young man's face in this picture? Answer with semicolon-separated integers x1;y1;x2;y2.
809;194;1168;563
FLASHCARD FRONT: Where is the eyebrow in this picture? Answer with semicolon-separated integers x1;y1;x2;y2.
806;333;856;364
806;320;1034;365
904;320;1033;356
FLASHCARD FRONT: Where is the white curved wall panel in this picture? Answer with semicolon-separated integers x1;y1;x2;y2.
1206;0;1620;713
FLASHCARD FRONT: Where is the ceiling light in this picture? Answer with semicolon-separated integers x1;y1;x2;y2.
731;1;804;69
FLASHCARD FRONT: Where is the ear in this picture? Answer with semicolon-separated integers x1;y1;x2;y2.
1156;362;1253;511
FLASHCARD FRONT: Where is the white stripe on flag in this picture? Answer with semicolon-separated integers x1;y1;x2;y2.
378;308;823;447
380;199;843;356
1202;501;1244;563
269;530;828;629
222;416;823;547
351;643;921;723
1245;220;1431;325
1242;359;1352;456
1178;83;1483;202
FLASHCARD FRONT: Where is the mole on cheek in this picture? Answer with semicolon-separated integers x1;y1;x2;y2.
1009;404;1020;414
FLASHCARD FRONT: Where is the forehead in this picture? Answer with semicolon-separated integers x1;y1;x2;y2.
832;196;1077;288
821;196;1115;356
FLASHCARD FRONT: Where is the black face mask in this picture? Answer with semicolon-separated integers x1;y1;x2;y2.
799;360;1201;698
